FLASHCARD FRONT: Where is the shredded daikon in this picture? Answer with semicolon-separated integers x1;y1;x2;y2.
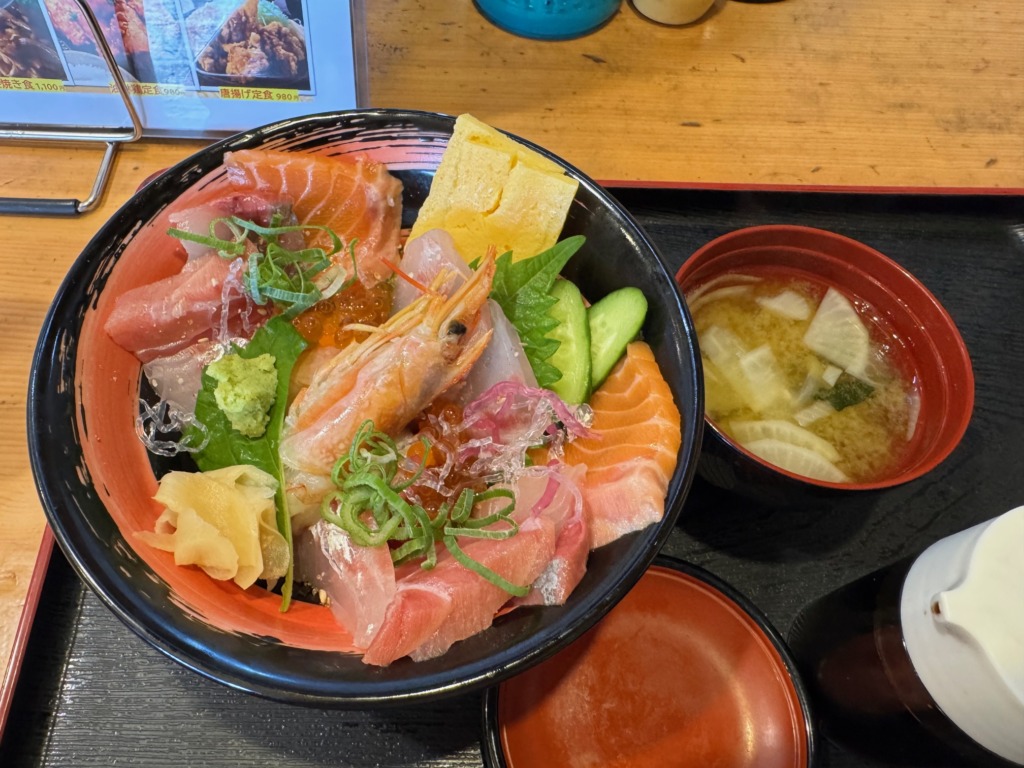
136;398;210;457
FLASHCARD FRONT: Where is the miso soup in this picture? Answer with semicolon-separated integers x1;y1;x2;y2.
686;270;920;483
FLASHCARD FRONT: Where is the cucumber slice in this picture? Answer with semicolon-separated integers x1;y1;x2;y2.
546;279;592;404
588;286;648;389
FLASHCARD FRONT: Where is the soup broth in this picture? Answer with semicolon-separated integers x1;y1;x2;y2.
687;269;919;484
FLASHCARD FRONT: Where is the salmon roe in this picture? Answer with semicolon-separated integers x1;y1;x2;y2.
402;400;488;517
292;280;393;348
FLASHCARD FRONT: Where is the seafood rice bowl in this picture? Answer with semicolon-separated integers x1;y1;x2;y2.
28;109;703;706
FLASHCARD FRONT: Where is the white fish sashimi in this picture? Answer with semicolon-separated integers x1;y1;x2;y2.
293;519;397;648
461;300;537;401
392;229;471;312
142;337;243;413
395;228;536;400
507;465;590;608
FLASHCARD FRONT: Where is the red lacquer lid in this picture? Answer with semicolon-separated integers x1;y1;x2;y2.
488;560;813;768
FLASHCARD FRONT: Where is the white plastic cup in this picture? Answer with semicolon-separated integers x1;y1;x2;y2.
901;506;1024;764
788;505;1024;766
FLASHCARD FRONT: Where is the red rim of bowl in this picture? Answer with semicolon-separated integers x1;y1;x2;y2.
675;224;975;491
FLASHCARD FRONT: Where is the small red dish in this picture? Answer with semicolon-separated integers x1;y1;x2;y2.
481;557;815;768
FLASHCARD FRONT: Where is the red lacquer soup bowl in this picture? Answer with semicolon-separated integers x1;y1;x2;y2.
27;109;704;706
675;225;973;506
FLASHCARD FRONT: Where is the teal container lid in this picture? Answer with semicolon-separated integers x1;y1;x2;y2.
474;0;620;40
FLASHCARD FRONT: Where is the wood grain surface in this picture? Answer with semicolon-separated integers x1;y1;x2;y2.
1;0;1022;748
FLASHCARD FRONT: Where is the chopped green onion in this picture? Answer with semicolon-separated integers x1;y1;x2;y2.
167;214;358;319
320;421;527;595
167;227;246;255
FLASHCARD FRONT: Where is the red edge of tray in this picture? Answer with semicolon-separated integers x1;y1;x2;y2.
598;179;1024;196
0;526;55;740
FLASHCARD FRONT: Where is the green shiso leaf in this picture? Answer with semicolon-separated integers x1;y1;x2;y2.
488;235;585;388
190;316;308;611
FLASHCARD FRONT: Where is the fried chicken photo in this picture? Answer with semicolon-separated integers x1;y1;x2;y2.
43;0;126;59
188;0;307;86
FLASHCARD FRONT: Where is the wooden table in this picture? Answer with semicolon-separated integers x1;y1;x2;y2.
2;0;1022;711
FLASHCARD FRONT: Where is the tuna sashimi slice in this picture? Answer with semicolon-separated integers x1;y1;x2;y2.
104;253;252;363
293;519;396;648
562;341;682;548
167;192;301;260
224;149;403;288
361;514;557;666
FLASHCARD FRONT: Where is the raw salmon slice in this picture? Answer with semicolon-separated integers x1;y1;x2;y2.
562;341;681;548
224;149;403;288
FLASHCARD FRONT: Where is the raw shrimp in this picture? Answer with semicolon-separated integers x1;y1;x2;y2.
279;252;497;477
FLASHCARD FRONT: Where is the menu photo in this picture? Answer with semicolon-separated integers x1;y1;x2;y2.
0;0;364;137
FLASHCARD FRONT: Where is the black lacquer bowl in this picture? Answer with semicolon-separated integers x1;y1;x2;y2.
27;109;704;706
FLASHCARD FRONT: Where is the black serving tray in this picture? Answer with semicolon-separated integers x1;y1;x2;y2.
4;187;1022;768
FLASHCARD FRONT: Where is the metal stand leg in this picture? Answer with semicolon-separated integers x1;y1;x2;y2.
0;0;143;216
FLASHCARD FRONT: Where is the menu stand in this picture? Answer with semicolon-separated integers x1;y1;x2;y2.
0;0;142;216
